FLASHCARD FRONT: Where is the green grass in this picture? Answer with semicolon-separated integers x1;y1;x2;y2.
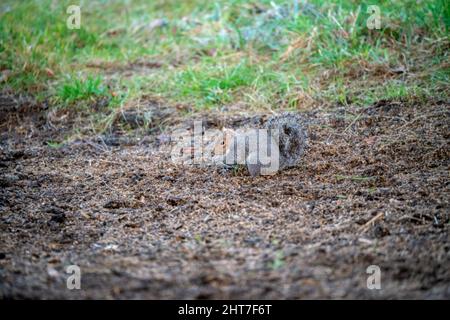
271;250;285;270
0;0;448;124
56;75;108;103
176;62;258;105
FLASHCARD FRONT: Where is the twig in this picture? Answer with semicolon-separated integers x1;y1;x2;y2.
358;212;384;234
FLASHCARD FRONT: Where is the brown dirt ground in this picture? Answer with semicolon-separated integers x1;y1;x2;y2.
0;91;449;299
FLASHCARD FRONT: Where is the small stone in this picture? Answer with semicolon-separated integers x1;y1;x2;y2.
47;267;59;278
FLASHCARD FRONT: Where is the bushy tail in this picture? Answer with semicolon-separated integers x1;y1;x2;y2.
265;112;308;169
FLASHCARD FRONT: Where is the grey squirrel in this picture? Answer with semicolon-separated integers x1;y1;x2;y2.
170;112;308;176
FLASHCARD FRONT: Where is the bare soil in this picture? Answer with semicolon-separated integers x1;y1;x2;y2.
0;92;449;299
